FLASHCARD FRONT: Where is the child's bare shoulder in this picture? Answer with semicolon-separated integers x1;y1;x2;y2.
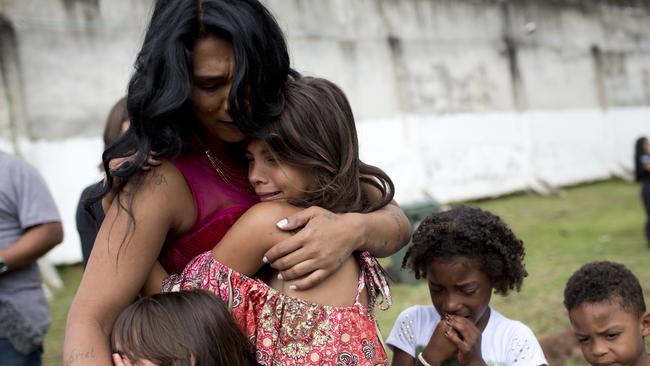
215;202;301;262
227;202;301;245
237;201;301;228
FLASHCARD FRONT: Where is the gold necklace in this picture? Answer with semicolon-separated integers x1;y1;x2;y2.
204;149;253;194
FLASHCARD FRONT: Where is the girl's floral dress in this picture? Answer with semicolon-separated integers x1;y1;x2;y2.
162;251;391;366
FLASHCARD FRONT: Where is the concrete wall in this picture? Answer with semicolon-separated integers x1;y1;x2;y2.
0;0;649;263
277;0;650;202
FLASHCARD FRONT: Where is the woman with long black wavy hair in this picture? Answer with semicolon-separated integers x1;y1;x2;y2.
64;1;411;364
634;136;650;246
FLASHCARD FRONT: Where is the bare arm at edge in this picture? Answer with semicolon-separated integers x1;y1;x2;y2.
0;222;63;271
63;163;194;366
391;348;417;366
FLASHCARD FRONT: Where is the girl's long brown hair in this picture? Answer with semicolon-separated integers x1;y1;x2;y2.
254;76;395;213
111;290;257;366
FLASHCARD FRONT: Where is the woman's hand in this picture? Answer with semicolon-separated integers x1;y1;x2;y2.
266;199;410;290
103;153;161;210
262;206;361;290
108;152;161;173
444;316;485;366
103;152;161;208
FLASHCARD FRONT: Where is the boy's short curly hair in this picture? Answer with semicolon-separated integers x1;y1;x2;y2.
563;261;646;316
402;205;527;295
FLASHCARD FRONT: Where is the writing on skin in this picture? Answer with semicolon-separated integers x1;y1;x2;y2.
64;348;95;366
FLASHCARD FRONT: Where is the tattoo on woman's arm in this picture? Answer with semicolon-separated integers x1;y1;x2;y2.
64;348;95;366
153;173;167;186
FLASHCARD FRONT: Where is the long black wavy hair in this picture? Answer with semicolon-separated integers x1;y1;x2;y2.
98;0;295;212
634;136;649;182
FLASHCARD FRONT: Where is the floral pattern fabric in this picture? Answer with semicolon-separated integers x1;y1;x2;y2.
162;251;390;366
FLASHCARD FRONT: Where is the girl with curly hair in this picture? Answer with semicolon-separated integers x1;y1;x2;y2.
387;206;547;366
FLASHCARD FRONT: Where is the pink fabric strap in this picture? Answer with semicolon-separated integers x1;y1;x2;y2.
354;251;392;314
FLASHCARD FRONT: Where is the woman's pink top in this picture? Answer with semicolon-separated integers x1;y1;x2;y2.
162;251;391;366
159;153;258;274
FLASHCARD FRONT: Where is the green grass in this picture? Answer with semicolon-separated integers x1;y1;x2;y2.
378;179;650;364
43;265;84;365
44;179;650;365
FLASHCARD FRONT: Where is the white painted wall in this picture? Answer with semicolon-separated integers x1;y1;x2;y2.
358;108;650;204
0;0;649;264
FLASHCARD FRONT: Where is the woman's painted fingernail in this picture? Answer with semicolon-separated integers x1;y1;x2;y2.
262;256;268;264
277;273;283;281
289;284;297;290
276;218;288;229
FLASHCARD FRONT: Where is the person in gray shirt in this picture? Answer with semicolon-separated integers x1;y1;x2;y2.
0;150;63;366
